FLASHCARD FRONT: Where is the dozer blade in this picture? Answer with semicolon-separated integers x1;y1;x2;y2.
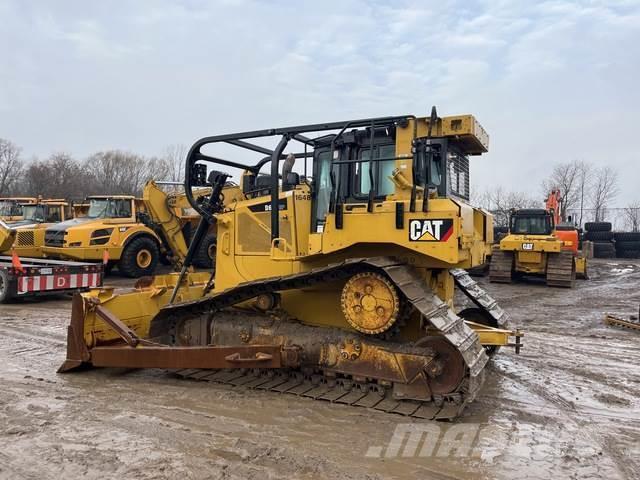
58;271;213;372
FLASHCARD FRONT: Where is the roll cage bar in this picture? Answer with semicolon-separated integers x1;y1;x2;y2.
184;111;449;241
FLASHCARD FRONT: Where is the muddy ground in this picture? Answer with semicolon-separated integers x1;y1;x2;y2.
0;259;639;480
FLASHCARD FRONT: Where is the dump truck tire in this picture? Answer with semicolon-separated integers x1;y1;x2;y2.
593;242;616;258
616;249;640;259
193;233;216;269
0;270;11;303
104;262;114;276
118;236;159;278
584;222;611;232
584;231;614;241
615;241;640;251
614;232;640;242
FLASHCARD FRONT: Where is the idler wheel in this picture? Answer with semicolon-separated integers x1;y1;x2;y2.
415;336;465;394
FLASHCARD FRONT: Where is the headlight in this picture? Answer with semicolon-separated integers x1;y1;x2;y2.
69;242;82;247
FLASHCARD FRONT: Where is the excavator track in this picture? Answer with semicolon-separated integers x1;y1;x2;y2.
489;250;513;283
149;257;507;420
546;250;575;288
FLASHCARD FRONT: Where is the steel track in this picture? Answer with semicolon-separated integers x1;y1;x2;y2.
546;250;576;288
152;257;508;420
489;250;513;283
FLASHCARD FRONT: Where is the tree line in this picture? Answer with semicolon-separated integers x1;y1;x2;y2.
0;138;186;200
1;137;638;231
473;160;637;231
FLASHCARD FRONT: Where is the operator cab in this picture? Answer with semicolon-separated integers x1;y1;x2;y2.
86;196;134;219
19;203;65;224
509;209;554;235
184;109;487;247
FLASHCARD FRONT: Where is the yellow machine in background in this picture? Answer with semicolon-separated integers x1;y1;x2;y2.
490;190;587;287
0;197;37;222
0;219;16;252
41;194;161;277
2;199;71;257
60;109;522;421
42;183;238;276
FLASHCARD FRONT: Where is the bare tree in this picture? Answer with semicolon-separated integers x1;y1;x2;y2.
87;150;171;196
541;160;591;222
162;144;187;183
624;201;640;232
0;139;23;196
23;153;96;200
474;186;540;227
590;166;619;222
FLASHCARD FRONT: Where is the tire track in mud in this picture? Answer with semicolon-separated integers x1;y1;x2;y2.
0;322;66;346
0;322;66;376
491;359;639;479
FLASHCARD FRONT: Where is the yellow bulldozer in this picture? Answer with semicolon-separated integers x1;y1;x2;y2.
59;109;522;420
489;190;588;287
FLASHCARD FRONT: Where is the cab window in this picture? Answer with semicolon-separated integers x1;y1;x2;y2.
312;150;333;230
511;216;551;235
355;144;395;197
88;199;132;219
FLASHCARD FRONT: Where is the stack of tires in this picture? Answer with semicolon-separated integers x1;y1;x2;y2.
614;232;640;258
584;222;616;258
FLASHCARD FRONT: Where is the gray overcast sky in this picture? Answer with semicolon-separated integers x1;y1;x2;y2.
0;0;638;205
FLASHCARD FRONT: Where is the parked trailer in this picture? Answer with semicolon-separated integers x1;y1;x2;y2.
0;256;103;303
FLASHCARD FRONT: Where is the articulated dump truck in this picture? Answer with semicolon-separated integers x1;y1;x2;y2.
59;109;522;420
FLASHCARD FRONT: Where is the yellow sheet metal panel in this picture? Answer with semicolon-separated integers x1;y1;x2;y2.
518;251;543;264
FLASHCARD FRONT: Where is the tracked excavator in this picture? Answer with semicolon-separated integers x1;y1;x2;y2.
59;109;522;420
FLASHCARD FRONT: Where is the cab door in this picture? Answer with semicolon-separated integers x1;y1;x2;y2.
233;192;297;282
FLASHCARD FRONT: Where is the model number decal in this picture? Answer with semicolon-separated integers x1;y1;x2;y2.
248;199;288;212
522;243;534;250
408;219;454;242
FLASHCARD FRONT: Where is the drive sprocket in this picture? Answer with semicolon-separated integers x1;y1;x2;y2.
340;272;400;335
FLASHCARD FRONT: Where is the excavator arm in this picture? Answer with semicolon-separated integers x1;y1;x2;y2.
545;189;563;225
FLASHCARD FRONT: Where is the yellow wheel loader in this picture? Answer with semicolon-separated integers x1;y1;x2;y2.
59;108;522;420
